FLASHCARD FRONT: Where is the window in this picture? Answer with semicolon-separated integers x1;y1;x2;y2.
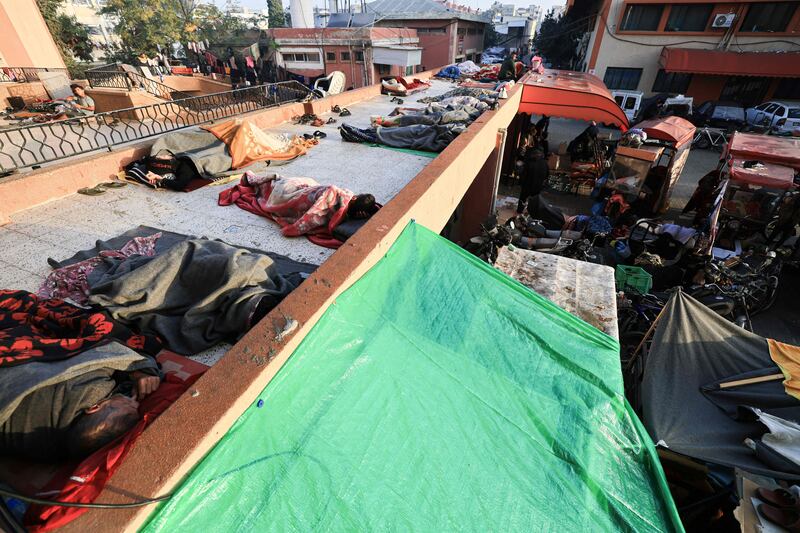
340;51;350;61
326;52;336;61
764;103;779;113
457;27;466;35
282;53;320;62
377;64;391;76
405;65;414;76
754;102;771;111
619;4;664;31
774;78;800;99
740;2;797;32
665;4;712;31
414;27;447;34
652;69;692;93
603;67;643;90
354;51;364;62
720;76;770;106
775;105;787;117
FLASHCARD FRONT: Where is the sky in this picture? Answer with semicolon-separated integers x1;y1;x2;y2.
209;0;566;14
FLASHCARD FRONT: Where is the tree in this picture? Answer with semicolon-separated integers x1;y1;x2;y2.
533;10;586;69
268;0;286;28
100;0;184;61
37;0;94;62
192;3;247;43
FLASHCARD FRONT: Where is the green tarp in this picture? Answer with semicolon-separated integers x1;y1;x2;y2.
143;222;681;532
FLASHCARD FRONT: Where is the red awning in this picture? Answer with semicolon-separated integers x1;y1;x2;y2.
727;132;800;170
660;48;800;78
729;158;796;190
518;69;629;131
634;116;696;149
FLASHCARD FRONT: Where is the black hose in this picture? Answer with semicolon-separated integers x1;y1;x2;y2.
0;487;171;509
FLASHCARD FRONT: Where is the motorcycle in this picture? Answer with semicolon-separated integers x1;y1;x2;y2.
464;215;513;264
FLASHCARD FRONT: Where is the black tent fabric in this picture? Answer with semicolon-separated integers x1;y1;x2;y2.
641;290;800;479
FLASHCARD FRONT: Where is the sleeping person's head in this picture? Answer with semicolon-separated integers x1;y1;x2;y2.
66;394;140;457
348;194;380;219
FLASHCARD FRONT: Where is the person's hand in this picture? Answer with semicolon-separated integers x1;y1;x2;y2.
131;371;160;399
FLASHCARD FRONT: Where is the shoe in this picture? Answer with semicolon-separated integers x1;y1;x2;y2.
313;130;327;139
339;108;351;117
757;488;799;508
326;117;337;124
759;503;800;531
331;105;341;113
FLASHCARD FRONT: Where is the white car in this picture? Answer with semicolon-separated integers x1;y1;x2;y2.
745;100;800;134
612;90;642;121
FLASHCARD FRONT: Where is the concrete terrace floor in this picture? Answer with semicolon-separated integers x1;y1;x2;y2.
0;79;457;364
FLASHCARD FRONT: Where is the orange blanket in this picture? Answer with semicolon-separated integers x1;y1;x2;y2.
202;119;316;169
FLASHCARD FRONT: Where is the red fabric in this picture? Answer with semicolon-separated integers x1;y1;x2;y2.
660;47;800;78
218;173;353;249
635;116;696;149
729;158;797;190
727;132;800;170
519;69;629;131
23;360;206;532
397;77;430;90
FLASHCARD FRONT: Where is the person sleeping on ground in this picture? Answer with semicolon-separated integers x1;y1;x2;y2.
219;172;381;248
0;349;160;461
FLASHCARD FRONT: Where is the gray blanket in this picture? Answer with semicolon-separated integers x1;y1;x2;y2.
376;124;465;152
88;239;298;354
0;343;155;427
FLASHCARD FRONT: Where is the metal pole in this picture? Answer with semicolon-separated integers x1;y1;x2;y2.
491;127;508;211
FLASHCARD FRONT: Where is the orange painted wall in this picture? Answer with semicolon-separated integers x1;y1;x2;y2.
0;0;65;68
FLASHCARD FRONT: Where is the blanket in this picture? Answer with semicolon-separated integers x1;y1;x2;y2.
87;239;298;354
0;342;156;428
0;290;162;367
202;119;315;169
218;173;353;249
340;123;465;153
418;87;499;104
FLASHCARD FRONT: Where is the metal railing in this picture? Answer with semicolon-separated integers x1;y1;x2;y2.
86;70;193;101
0;81;312;174
0;66;71;83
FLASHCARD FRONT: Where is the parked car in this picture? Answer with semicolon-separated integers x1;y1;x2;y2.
746;100;800;134
612;90;642;122
690;101;746;130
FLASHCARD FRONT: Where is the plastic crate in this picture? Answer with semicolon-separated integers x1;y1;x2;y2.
615;265;653;294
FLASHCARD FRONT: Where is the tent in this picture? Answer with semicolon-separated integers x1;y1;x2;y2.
143;223;680;532
642;291;800;480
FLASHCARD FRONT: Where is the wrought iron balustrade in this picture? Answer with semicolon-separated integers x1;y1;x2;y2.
0;66;71;84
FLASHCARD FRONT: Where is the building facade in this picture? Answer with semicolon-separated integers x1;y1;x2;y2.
576;0;800;106
269;27;422;88
365;0;489;68
59;0;120;61
0;0;65;68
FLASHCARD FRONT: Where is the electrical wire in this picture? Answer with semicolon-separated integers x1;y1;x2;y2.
0;487;171;509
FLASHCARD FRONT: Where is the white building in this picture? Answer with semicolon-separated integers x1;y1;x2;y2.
59;0;119;61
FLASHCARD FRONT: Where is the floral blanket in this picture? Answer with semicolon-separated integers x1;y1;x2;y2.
0;290;161;367
218;172;354;248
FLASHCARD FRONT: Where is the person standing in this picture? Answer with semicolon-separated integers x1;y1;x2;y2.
517;149;549;213
499;51;518;81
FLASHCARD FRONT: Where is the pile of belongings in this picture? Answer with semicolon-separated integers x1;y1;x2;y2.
642;290;800;480
341;90;498;153
123;119;317;191
370;96;491;128
481;46;505;64
380;77;431;96
435;61;493;81
418;87;500;105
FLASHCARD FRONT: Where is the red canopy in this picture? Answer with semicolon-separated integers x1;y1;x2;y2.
727;132;800;170
518;69;629;131
634;116;696;149
660;48;800;78
729;158;797;190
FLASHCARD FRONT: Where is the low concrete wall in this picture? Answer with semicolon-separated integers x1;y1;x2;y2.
160;75;231;95
65;81;522;533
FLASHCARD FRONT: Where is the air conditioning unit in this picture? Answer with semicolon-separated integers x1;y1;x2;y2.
711;13;735;28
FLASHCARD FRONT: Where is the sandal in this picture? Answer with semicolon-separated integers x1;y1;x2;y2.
313;130;327;139
331;105;341;113
339;108;351;117
99;181;127;189
326;117;337;124
311;117;325;127
77;186;106;196
757;488;799;508
303;133;314;140
759;503;800;531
